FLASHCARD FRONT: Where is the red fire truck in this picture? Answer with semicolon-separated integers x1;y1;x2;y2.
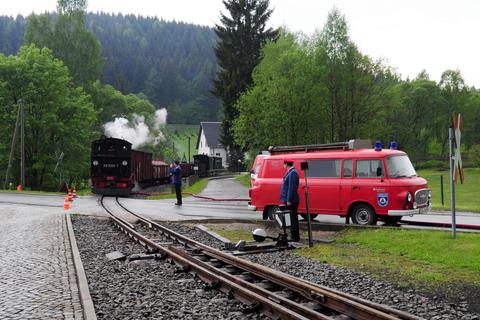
248;140;432;225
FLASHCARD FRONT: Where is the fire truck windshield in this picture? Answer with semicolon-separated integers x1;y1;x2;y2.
386;155;417;178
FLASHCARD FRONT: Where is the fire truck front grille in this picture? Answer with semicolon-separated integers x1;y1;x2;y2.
415;189;429;206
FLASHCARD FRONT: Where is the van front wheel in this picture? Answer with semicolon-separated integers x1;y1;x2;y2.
351;205;377;225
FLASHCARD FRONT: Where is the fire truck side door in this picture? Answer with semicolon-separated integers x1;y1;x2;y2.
351;159;389;214
303;159;341;215
339;159;353;215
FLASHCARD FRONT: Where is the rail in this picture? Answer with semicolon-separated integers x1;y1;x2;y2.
100;196;423;320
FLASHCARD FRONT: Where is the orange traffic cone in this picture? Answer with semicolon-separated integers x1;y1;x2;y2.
68;190;73;202
17;184;22;192
63;196;71;210
72;189;77;198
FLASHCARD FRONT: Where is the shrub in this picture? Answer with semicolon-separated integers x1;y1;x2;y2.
415;160;448;171
468;145;480;167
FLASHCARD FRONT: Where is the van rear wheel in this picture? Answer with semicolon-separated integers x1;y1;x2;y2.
351;205;377;225
267;206;280;220
300;214;318;221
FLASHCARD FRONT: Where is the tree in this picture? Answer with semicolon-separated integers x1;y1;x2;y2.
57;0;87;14
213;0;278;167
234;32;327;150
0;45;96;190
24;0;103;88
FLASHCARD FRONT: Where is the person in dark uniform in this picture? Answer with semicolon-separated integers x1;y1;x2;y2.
280;158;300;241
170;160;182;205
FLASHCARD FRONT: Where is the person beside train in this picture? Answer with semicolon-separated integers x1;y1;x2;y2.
280;158;300;242
170;160;182;205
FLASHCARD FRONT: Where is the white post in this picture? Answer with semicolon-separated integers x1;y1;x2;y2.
449;127;456;239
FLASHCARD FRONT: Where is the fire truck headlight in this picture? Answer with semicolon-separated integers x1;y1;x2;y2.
406;192;412;203
413;202;418;209
428;190;432;199
92;160;99;166
122;160;128;166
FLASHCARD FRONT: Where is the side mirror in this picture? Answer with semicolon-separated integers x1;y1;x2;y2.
250;169;254;174
376;167;383;177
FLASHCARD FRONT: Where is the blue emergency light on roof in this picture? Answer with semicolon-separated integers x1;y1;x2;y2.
374;140;382;151
390;141;398;150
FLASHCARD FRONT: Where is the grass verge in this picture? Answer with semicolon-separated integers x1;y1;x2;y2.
297;228;480;289
235;173;251;188
213;225;480;293
418;168;480;212
208;225;256;242
147;178;209;200
166;124;198;162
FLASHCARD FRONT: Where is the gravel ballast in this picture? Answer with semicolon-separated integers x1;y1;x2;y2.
167;222;480;320
72;216;267;320
74;216;480;319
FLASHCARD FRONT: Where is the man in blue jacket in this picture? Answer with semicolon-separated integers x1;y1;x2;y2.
170;160;182;205
280;158;300;241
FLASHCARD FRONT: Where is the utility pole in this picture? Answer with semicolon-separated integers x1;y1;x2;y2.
20;99;25;188
188;136;191;163
3;102;21;189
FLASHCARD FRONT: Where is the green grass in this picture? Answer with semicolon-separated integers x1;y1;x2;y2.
418;168;480;212
297;228;480;288
76;189;92;196
235;173;251;188
147;178;208;200
209;226;255;242
166;124;198;162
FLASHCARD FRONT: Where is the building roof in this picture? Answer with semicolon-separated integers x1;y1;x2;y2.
196;122;224;149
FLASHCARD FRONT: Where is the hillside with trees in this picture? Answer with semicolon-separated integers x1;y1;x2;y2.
0;13;221;124
1;3;479;191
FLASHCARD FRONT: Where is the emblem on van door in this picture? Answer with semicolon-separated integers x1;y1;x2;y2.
377;193;388;207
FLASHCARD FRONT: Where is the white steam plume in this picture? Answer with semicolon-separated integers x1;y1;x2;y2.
154;108;168;130
104;109;168;148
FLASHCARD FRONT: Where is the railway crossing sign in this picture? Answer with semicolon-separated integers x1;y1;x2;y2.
449;112;464;239
452;113;464;184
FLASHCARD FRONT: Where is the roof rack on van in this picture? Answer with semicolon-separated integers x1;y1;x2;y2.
268;139;372;155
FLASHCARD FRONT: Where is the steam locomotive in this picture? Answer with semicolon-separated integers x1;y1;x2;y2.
91;136;193;195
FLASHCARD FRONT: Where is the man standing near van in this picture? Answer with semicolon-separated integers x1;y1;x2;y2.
280;158;300;241
170;160;182;205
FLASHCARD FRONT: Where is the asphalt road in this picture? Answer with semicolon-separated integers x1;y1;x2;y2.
0;177;479;229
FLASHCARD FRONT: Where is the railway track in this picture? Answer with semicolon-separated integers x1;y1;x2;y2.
100;196;423;320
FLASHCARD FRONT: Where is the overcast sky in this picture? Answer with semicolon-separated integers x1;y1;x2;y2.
3;0;479;87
